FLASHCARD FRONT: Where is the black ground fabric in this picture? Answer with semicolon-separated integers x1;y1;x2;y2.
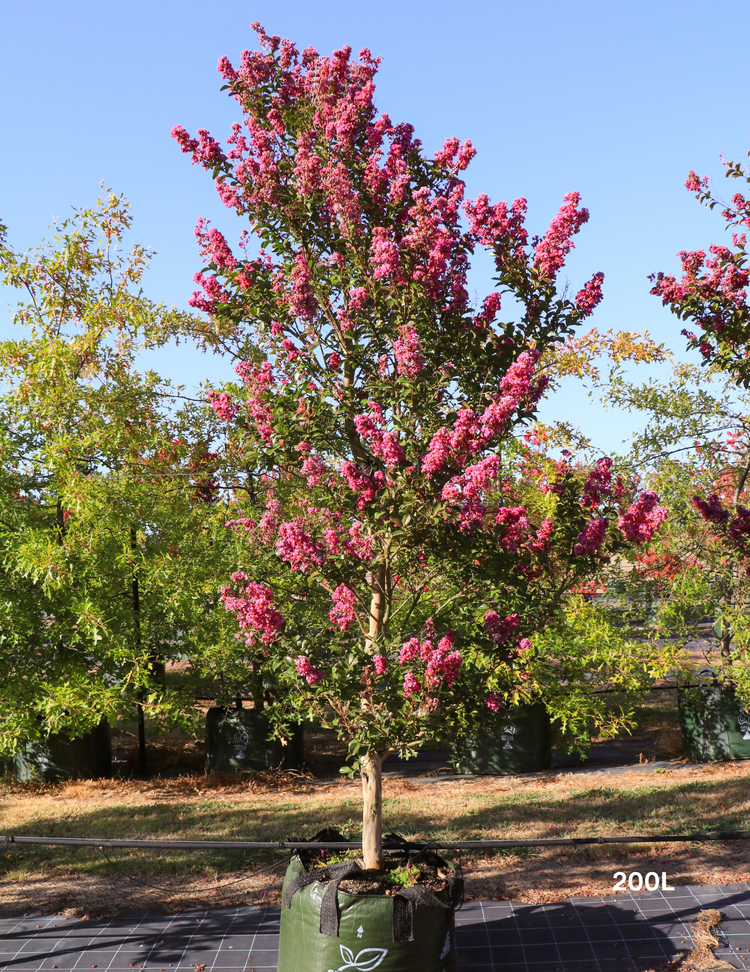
3;884;750;970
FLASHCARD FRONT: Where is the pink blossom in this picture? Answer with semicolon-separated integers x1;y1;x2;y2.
340;461;380;507
323;526;341;553
393;325;424;378
207;390;238;421
373;654;387;675
288;253;317;320
692;493;729;524
208;228;237;269
329;583;357;630
220;580;283;645
515;638;532;653
495;506;531;552
617;492;668;544
529;519;554;555
685;170;707;193
573;518;608;557
296;655;324;685
328;352;341;371
399;637;420;664
354;413;405;467
484;611;519;643
344;522;374;559
581;457;613;509
441;455;500;505
370;226;401;280
275;520;324;571
500;349;539;400
300;455;327;486
464;194;528;250
421;428;452;476
403;672;421;697
348;286;368;310
533;191;589;280
486;693;503;713
575;272;604;318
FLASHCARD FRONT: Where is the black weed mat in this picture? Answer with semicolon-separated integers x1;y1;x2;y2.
2;884;750;971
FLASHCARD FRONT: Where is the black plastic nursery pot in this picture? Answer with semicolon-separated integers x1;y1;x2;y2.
451;701;552;775
277;853;458;972
204;706;303;774
678;683;750;762
14;720;112;782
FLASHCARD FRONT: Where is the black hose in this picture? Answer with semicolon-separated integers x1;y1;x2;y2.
4;831;750;851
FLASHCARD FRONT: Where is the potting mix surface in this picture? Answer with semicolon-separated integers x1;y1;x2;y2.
2;884;750;972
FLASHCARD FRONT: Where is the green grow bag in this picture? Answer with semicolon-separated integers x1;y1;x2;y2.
14;721;112;782
452;702;551;775
277;856;455;972
678;684;750;762
204;707;303;774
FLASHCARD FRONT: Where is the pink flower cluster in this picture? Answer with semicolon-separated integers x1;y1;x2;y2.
354;410;405;467
730;505;750;544
207;390;239;421
581;457;613;509
189;270;230;315
484;610;519;643
340;461;385;509
573;518;608;557
433;137;476;172
275;520;324;571
220;574;283;645
373;654;388;675
234;361;275;444
370;227;402;281
486;693;504;712
399;633;463;694
287;253;317;320
296;655;324;685
392;325;425;377
403;672;421;697
617;492;668;544
533;191;590;280
692;493;729;524
300;455;327;486
575;272;605;318
494;506;532;552
328;583;357;630
464;194;528;252
422;351;543;477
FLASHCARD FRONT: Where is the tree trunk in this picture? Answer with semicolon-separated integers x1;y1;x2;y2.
137;696;147;776
361;751;385;871
365;565;386;655
720;622;733;690
131;527;147;777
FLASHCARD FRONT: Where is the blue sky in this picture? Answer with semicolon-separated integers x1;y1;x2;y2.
1;0;748;452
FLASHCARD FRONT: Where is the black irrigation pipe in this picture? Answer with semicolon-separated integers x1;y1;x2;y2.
4;832;750;852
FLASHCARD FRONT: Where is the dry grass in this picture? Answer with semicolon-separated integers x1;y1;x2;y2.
642;909;734;971
3;759;750;914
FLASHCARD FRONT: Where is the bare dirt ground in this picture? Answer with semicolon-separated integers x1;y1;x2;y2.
2;759;750;916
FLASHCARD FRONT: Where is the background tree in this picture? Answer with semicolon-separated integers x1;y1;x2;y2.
0;194;257;765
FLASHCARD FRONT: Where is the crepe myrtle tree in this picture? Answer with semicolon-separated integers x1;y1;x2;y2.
173;25;666;870
651;140;750;384
645;138;750;687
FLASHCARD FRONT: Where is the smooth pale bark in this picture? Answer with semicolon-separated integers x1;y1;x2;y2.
361;751;385;870
365;565;386;655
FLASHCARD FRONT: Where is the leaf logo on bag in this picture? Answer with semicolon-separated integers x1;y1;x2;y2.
328;944;389;972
